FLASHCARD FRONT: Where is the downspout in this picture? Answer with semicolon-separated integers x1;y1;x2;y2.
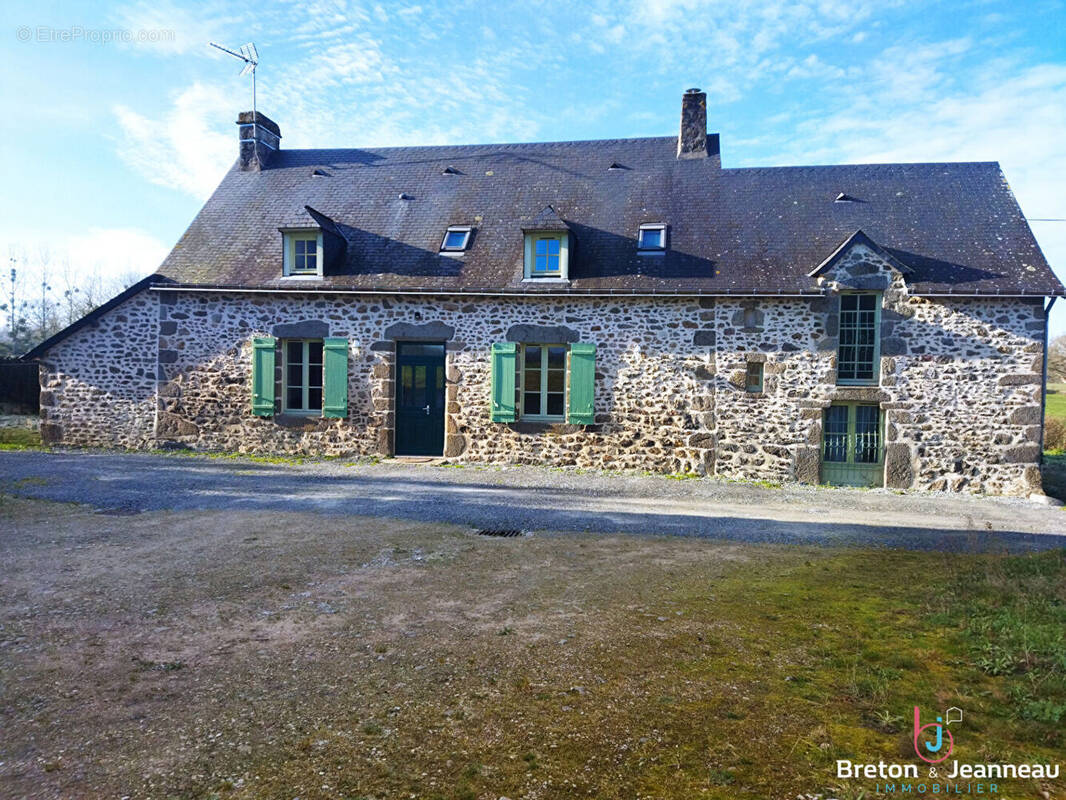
1041;296;1057;464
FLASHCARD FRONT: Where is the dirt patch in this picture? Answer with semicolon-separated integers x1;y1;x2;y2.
1;496;1062;799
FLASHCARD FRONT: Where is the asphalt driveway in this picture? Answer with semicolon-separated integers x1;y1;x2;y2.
1;450;1064;552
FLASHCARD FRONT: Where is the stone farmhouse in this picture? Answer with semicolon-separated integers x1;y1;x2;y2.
26;89;1064;495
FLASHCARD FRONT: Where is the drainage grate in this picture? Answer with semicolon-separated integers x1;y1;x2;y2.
475;529;524;538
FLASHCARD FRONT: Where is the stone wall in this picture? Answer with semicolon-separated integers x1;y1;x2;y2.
35;256;1049;495
37;289;158;448
810;243;1045;495
713;297;834;482
154;292;717;473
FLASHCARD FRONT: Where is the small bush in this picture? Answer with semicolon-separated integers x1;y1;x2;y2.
1044;417;1066;452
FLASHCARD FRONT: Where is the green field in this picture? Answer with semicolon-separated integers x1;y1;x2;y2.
1048;383;1066;422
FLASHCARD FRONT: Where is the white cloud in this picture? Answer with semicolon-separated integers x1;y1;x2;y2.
3;227;169;296
763;54;1066;334
113;0;240;55
260;11;544;149
64;227;170;280
113;82;234;200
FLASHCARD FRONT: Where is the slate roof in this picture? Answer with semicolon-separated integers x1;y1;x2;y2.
155;134;1063;296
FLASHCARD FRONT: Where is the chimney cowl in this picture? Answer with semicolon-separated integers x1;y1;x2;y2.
677;88;707;160
236;111;282;171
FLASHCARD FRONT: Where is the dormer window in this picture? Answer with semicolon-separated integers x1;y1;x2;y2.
523;233;569;280
638;223;667;253
440;226;472;253
522;205;570;281
283;231;323;277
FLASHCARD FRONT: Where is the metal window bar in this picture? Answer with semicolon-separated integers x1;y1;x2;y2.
821;403;884;486
823;405;849;462
854;405;881;463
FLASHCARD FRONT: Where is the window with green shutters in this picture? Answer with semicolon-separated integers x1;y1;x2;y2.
489;342;595;424
836;293;881;384
251;336;348;418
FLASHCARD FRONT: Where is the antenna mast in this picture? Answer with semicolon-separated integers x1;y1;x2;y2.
209;41;261;165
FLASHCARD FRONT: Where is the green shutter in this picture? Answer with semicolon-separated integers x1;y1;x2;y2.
322;337;349;418
490;342;517;422
568;342;596;424
251;337;276;416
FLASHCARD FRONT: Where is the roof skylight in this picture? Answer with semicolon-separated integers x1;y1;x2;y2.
637;223;667;253
440;226;472;253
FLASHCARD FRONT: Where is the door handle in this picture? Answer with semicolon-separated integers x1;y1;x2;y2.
423;405;430;415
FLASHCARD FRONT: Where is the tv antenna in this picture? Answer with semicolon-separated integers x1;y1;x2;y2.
209;41;261;163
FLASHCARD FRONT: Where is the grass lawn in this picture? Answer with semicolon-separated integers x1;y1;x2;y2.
1046;383;1066;422
1044;384;1066;499
0;497;1063;799
0;425;40;448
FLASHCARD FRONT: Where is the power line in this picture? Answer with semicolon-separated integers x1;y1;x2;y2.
1027;218;1066;222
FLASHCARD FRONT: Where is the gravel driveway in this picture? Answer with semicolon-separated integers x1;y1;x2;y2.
1;450;1063;551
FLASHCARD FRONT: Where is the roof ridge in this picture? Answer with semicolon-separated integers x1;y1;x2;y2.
277;135;680;155
724;161;1001;174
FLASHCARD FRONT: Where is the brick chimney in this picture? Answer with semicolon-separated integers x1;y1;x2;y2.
236;111;281;171
677;88;707;159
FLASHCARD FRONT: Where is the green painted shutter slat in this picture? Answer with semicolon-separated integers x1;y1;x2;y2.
322;337;349;418
490;342;517;422
568;342;596;424
251;337;276;417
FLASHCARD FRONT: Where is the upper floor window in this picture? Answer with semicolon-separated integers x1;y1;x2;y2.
523;232;569;280
637;223;667;253
283;231;323;276
837;293;880;385
440;226;472;253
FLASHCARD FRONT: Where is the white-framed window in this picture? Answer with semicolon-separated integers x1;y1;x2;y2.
637;223;667;252
283;339;323;412
440;226;472;253
523;233;569;280
283;231;324;276
515;343;568;420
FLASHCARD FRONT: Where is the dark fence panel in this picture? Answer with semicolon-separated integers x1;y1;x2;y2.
0;359;39;413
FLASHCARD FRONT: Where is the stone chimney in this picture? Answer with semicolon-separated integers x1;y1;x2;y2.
236;111;281;171
677;88;707;159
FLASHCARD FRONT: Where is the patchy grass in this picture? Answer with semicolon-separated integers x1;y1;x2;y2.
141;447;382;467
0;498;1063;799
0;426;41;448
931;550;1066;724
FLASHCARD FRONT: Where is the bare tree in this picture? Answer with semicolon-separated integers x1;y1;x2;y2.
1049;333;1066;384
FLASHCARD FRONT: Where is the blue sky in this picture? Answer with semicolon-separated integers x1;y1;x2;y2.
3;0;1066;333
